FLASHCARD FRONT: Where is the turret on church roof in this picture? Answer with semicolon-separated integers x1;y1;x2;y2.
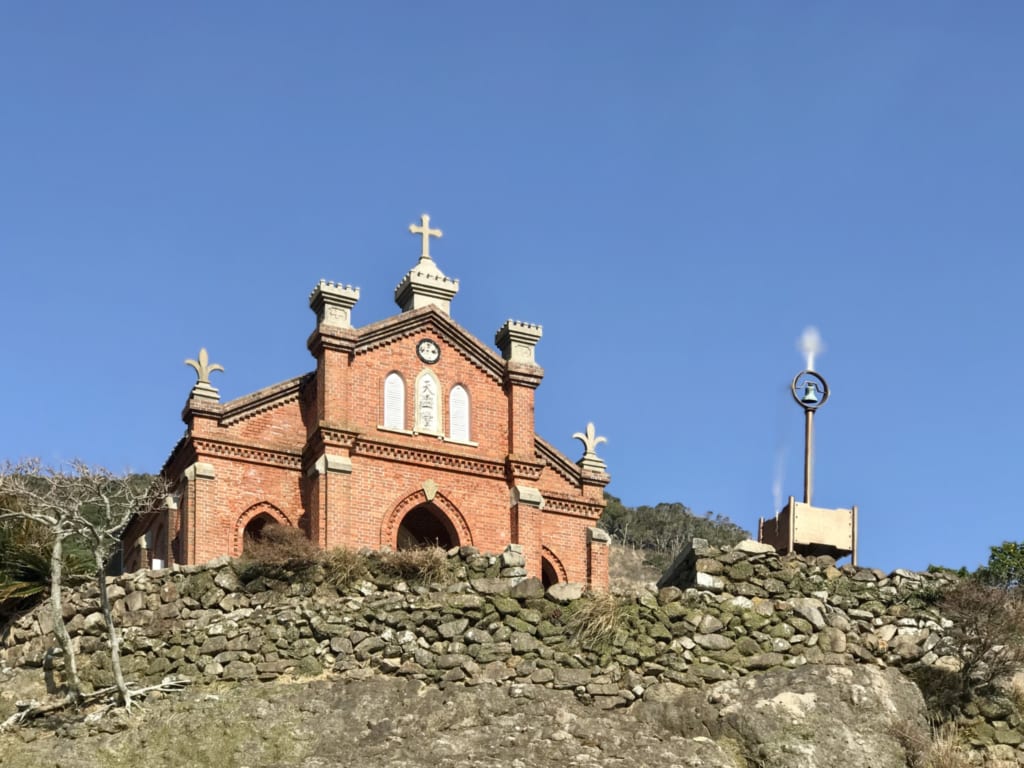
394;214;459;315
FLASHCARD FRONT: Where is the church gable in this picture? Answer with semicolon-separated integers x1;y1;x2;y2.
354;307;506;384
346;317;507;451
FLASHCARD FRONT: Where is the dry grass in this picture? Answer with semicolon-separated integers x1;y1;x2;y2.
889;718;970;768
240;524;319;572
375;547;458;586
565;591;629;650
239;534;457;588
321;547;371;589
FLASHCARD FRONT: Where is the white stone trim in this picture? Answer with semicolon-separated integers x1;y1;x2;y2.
183;462;215;481
511;485;545;509
309;454;353;475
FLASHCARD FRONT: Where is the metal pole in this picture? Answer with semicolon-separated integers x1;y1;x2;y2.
803;407;814;505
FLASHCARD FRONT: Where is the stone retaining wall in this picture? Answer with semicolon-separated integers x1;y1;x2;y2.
2;540;964;713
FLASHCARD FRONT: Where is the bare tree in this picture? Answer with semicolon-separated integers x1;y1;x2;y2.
0;459;168;716
0;459;87;706
939;578;1024;702
62;462;167;709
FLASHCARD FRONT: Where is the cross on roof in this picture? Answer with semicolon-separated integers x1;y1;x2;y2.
409;214;442;261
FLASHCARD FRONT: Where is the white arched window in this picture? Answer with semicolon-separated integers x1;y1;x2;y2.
449;385;469;442
414;370;442;435
384;373;405;430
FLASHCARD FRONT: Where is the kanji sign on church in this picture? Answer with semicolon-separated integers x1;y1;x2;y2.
123;216;611;587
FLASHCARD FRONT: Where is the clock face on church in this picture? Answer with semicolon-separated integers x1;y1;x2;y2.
417;338;440;364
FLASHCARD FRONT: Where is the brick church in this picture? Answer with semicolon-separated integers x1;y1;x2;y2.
124;216;611;587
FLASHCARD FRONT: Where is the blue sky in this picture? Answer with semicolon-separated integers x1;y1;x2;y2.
2;3;1022;574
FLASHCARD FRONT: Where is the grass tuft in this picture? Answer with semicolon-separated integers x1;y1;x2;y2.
375;547;458;586
565;591;629;650
321;547;371;589
238;524;319;578
889;718;970;768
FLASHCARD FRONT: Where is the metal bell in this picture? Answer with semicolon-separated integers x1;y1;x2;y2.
800;382;820;405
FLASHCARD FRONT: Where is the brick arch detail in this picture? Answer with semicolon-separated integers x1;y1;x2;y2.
233;501;294;557
541;546;568;583
381;490;473;549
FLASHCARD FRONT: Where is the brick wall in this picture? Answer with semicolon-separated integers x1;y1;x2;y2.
144;301;609;588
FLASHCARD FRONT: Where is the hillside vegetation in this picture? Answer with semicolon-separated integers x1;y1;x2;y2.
598;492;750;571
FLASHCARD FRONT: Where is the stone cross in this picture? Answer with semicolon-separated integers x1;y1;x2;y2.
409;214;442;261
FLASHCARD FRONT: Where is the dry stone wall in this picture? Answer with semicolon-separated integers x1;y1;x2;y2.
2;540;963;714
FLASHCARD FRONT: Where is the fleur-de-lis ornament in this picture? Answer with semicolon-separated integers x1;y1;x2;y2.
573;422;608;473
185;348;224;399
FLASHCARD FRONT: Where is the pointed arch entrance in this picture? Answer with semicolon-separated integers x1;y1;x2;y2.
234;502;292;557
541;546;567;587
382;488;473;550
397;504;458;549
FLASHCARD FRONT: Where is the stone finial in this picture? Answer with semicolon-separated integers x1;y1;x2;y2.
310;280;360;329
495;320;542;364
395;214;460;315
573;422;607;473
184;348;224;400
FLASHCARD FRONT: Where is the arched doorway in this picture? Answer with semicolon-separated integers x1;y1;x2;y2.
396;504;458;550
541;557;559;588
242;513;277;553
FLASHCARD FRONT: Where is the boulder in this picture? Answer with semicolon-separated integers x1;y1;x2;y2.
637;664;926;768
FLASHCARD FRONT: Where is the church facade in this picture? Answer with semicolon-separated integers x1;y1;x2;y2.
124;216;611;587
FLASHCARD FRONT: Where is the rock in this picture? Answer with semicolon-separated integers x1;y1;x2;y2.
697;614;725;634
733;540;778;555
546;583;584;603
740;652;786;670
695;572;725;592
82;612;106;634
657;586;683;604
637;664;926;768
469;578;512;595
993;727;1023;746
694;633;735;651
510;577;545;599
726;562;755;581
819;627;848;654
553;668;592;688
222;660;256;680
790;597;827;631
734;636;762;656
437;618;469;639
500;546;526;568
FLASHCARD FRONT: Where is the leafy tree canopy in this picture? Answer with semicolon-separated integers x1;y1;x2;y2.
975;540;1024;588
599;492;750;571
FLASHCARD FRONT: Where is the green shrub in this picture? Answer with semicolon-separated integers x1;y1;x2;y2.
0;517;91;626
975;541;1024;588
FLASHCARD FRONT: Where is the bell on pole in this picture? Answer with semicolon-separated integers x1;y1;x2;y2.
800;381;820;405
758;331;859;566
